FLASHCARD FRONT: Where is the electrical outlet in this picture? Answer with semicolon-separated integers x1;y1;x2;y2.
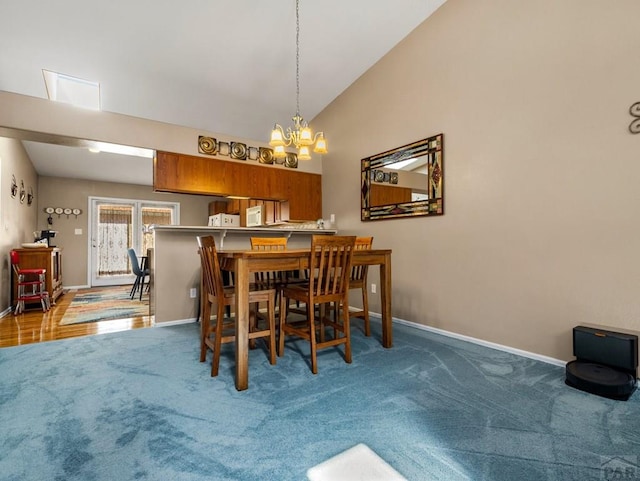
189;288;197;298
330;213;335;223
371;283;377;294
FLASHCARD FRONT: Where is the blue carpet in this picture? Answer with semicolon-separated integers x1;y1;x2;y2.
1;320;638;481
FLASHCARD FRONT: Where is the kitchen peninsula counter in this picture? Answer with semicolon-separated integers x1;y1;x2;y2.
149;225;336;324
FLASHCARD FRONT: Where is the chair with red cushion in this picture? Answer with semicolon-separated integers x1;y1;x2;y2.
10;250;50;315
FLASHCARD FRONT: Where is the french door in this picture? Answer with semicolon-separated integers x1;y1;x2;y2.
89;197;179;286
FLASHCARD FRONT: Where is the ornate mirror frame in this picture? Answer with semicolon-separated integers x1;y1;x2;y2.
361;133;443;221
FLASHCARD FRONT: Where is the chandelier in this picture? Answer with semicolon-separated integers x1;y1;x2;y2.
269;0;327;161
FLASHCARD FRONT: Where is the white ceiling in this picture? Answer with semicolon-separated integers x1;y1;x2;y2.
0;0;446;186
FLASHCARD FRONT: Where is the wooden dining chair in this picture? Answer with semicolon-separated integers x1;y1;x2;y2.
196;235;277;377
349;236;374;336
250;236;309;314
249;236;289;330
278;235;356;374
249;236;288;289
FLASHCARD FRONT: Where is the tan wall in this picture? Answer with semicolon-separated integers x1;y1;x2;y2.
0;138;38;312
37;176;213;288
316;0;640;361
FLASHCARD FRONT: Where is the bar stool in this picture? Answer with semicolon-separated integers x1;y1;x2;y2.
10;250;50;314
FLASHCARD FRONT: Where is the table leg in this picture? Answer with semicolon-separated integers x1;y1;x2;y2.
235;258;250;391
380;253;392;348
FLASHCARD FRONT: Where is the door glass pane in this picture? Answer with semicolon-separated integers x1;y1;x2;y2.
97;204;133;276
141;206;173;253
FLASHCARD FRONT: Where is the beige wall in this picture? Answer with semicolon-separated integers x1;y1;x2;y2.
0;90;323;174
0;90;322;313
37;176;213;287
316;0;640;361
0;138;38;312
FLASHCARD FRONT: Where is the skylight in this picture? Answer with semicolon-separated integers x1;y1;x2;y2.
43;69;101;110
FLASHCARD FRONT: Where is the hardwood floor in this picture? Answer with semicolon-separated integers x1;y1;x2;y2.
0;290;153;348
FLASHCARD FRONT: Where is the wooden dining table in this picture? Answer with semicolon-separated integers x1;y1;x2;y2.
217;248;392;391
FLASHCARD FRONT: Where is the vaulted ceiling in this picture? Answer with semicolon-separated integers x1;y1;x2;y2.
0;0;446;185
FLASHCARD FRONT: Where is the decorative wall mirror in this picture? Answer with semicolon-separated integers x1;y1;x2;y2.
361;133;443;221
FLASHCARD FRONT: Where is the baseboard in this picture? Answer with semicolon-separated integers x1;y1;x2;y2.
63;285;90;290
0;307;13;318
358;309;566;368
154;307;566;368
154;318;197;327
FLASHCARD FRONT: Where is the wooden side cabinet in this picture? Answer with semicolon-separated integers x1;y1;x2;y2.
12;247;63;305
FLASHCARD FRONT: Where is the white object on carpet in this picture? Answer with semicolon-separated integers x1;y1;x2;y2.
307;443;407;481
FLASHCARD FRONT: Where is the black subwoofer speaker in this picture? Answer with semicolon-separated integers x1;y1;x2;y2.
565;326;638;401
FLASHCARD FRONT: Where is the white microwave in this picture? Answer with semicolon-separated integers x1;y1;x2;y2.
246;205;263;227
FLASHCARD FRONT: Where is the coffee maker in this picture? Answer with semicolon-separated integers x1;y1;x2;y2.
34;230;57;247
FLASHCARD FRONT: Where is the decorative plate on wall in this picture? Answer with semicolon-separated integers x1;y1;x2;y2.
198;136;217;155
284;152;298;169
230;142;247;160
258;147;274;164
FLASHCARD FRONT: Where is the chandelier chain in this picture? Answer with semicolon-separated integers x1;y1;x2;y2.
295;0;300;117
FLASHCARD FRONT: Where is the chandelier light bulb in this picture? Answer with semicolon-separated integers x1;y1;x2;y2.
273;145;287;158
269;126;285;147
298;126;313;146
298;145;311;160
313;134;327;154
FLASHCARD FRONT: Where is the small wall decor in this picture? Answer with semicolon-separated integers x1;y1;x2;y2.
197;135;298;169
10;175;17;198
370;170;399;185
258;147;274;164
198;136;217;155
230;142;247;160
27;187;34;205
44;207;83;219
284;152;298;169
19;180;26;204
629;102;640;134
218;141;230;156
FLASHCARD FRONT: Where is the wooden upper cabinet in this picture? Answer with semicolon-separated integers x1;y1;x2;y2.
154;151;322;221
370;184;412;206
